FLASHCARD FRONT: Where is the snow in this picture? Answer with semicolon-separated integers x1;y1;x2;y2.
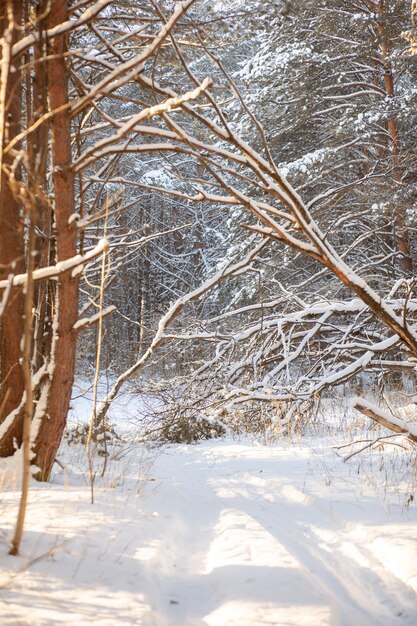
1;433;417;625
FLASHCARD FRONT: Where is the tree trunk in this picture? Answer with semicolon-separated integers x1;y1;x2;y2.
29;0;53;373
0;0;25;455
32;0;79;481
377;0;413;275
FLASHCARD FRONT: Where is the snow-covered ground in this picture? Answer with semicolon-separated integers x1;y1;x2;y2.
1;435;417;626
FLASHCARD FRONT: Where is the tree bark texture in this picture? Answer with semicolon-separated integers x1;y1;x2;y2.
377;0;413;275
32;0;79;481
0;0;25;455
29;0;54;373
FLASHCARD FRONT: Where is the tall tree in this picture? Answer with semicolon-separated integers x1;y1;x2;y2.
0;0;25;454
31;0;79;480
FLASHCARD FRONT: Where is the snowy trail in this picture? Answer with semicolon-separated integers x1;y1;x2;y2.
136;443;416;626
1;439;417;625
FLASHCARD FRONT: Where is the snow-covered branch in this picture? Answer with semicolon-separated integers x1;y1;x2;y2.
94;238;269;426
353;398;417;444
0;240;108;291
73;305;116;331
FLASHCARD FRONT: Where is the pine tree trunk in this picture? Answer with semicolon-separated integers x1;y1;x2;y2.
32;0;79;481
29;0;53;373
0;1;25;455
377;0;413;275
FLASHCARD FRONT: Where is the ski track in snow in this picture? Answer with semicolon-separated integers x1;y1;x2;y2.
1;439;417;625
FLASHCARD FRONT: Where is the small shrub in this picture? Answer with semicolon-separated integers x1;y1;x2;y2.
158;414;226;444
64;422;122;455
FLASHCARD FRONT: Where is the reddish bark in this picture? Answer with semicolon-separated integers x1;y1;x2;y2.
0;1;25;455
32;0;79;480
29;1;54;372
377;0;413;275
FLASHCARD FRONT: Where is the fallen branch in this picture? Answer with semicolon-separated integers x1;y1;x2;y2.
353;397;417;444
